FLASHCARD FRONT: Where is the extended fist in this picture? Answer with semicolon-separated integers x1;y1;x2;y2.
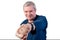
16;23;31;40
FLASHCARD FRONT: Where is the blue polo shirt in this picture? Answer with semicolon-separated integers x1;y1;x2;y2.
20;15;48;40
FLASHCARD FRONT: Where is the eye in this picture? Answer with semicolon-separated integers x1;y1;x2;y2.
30;10;32;12
25;11;28;13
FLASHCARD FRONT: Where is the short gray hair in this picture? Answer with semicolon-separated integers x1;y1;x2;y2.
23;1;36;11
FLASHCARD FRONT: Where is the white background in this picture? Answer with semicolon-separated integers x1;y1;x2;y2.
0;0;60;39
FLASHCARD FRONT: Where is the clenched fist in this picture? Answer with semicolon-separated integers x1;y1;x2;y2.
16;23;32;40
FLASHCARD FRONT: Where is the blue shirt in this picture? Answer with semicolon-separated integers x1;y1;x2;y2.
20;15;48;40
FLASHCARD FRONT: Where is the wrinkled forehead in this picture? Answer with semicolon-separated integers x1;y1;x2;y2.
23;6;35;11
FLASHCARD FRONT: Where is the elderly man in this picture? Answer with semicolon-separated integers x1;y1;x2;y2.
16;1;48;40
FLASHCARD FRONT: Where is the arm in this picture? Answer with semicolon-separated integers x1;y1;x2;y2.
33;16;48;30
33;16;48;40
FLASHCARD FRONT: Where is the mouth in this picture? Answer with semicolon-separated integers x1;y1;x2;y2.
27;15;33;18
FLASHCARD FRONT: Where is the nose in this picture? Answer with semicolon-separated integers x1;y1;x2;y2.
27;12;31;16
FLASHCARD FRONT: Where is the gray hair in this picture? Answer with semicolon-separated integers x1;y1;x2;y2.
23;1;36;11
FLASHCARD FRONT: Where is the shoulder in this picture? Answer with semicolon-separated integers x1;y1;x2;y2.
36;15;47;20
37;15;46;18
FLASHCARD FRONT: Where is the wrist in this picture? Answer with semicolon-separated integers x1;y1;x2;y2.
28;23;36;34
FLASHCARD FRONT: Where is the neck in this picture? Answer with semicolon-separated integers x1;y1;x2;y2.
28;20;33;23
28;15;37;23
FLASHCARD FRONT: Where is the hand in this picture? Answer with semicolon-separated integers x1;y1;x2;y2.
16;24;32;40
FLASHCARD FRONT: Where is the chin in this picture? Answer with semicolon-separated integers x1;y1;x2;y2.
28;18;31;19
27;17;33;20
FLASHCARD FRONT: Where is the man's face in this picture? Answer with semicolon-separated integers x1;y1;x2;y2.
23;5;36;21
